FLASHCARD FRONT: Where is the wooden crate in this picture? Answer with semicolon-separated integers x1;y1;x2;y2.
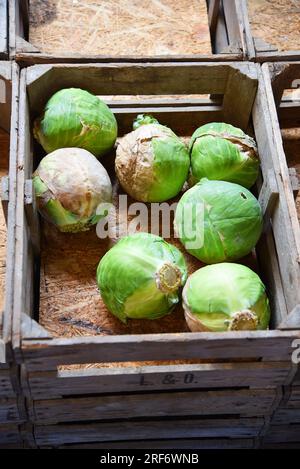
9;0;250;66
244;1;300;63
14;61;300;447
0;1;8;59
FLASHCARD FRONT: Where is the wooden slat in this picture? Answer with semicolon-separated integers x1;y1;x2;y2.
0;399;22;424
264;425;300;444
256;52;300;63
222;0;244;53
273;408;300;425
0;370;15;398
0;0;8;59
34;417;264;446
2;62;19;354
57;438;255;449
26;362;291;399
20;331;299;371
222;63;258;129
25;63;235;115
254;65;300;322
32;389;277;424
0;424;22;445
278;101;300;129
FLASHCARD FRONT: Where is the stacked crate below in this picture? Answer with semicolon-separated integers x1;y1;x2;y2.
13;62;300;447
10;0;250;65
0;61;24;447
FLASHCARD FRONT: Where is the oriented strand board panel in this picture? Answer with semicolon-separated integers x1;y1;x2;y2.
248;0;300;52
28;0;212;56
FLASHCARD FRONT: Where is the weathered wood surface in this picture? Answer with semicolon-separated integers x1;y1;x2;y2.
31;389;278;425
264;424;300;444
0;398;22;424
0;370;15;398
56;438;255;449
0;1;8;59
34;417;264;446
25;362;291;400
20;332;299;371
0;424;22;445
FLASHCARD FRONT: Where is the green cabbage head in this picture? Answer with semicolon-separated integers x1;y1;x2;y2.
33;88;117;157
97;232;188;323
115;115;190;202
183;263;270;332
33;148;112;232
174;179;263;263
190;122;259;188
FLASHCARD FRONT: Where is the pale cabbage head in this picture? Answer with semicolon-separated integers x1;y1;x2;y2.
33;148;112;232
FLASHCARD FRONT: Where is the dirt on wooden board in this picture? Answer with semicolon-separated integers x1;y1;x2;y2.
29;0;212;56
248;0;300;52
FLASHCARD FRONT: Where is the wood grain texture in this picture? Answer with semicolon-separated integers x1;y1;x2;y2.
0;0;8;59
34;417;264;446
56;438;255;449
0;424;22;445
0;399;22;424
26;362;291;399
32;389;277;424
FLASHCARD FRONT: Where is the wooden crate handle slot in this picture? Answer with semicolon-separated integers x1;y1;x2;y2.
24;178;40;255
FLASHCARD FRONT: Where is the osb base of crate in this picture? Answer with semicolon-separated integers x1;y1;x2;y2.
0;128;8;325
248;0;300;53
29;0;212;57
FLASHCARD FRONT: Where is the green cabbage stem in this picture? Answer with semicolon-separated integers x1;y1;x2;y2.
156;262;182;293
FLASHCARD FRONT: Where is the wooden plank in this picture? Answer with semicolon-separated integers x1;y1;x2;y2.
0;370;15;398
222;63;258;129
20;331;299;371
0;399;22;424
32;389;277;424
26;362;291;400
264;425;300;444
287;386;300;407
34;417;264;446
256;51;300;63
15;53;244;68
208;0;220;37
0;424;22;445
25;63;234;115
254;65;300;322
272;408;300;425
222;0;245;54
278;101;300;129
57;438;255;449
0;0;8;59
294;368;300;386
